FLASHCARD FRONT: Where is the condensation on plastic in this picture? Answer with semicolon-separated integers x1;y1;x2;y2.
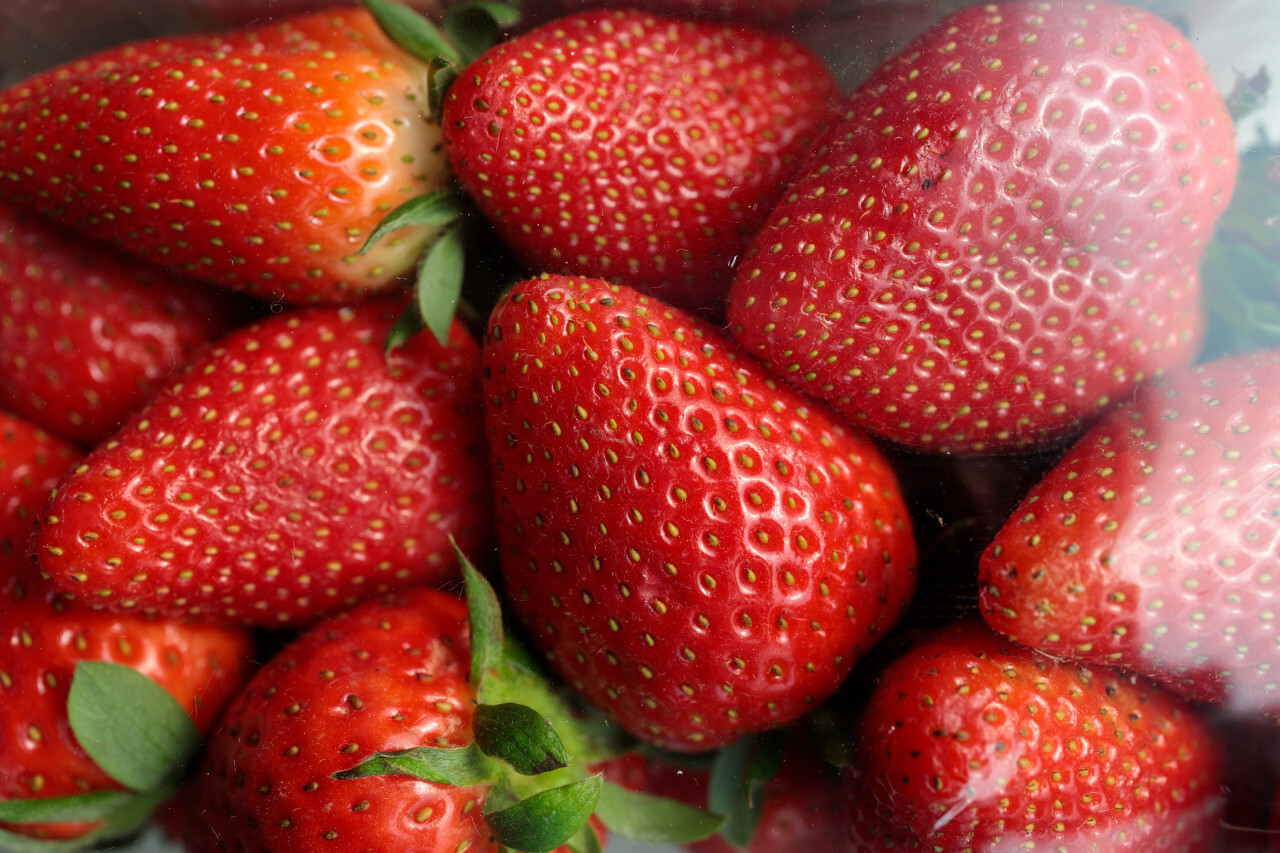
0;1;1275;852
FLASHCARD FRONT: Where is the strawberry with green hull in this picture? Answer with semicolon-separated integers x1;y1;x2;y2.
843;622;1223;852
727;0;1237;454
33;299;490;628
0;202;242;447
0;410;255;844
979;350;1280;712
0;7;450;305
443;9;839;312
482;274;917;752
186;566;724;852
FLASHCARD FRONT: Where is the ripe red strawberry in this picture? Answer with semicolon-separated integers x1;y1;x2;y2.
34;300;491;628
0;7;450;305
482;274;917;752
443;9;838;312
527;0;833;27
0;410;254;842
185;587;491;852
0;202;243;446
727;0;1238;454
843;622;1223;852
979;349;1280;711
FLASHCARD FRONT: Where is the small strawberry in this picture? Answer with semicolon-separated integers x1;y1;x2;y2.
0;6;451;305
979;349;1280;711
727;0;1238;453
0;410;255;844
482;274;917;752
443;9;838;311
34;299;491;628
0;202;244;446
186;567;723;852
843;622;1223;852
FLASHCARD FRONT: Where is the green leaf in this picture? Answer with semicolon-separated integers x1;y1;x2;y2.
363;0;461;66
595;781;724;844
445;2;520;66
473;703;568;776
0;789;168;853
358;190;461;256
332;743;496;786
416;225;466;345
66;661;199;793
484;774;602;853
707;733;783;849
0;791;153;825
429;62;460;122
460;543;504;688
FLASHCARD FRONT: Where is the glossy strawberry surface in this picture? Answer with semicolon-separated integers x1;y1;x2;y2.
0;411;253;841
844;622;1223;852
0;8;449;305
34;301;490;627
728;0;1237;453
483;275;917;752
980;349;1280;711
444;9;838;311
186;587;492;853
0;203;237;446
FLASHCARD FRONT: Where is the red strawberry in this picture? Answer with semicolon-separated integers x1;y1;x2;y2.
0;7;450;305
0;410;254;842
843;622;1223;852
33;300;490;628
526;0;833;27
482;274;917;752
185;582;649;853
0;410;81;560
443;9;838;312
727;0;1238;454
979;349;1280;711
0;202;243;446
185;587;491;852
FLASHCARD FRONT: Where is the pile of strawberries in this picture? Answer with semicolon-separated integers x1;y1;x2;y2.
0;0;1273;851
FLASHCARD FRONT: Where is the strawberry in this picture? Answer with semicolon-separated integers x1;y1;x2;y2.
33;299;491;628
442;9;839;312
726;0;1238;454
0;202;244;446
185;587;492;852
979;349;1280;711
843;621;1224;852
0;6;451;305
0;410;255;843
482;274;917;752
186;571;723;852
525;0;833;27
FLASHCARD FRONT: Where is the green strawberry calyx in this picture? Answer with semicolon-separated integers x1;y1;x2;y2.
0;662;202;851
361;0;519;349
334;548;725;853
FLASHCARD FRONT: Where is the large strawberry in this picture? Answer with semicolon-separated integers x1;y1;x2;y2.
34;299;490;628
727;0;1238;454
0;202;243;446
979;349;1280;711
442;9;838;312
843;622;1223;852
0;7;450;305
0;410;255;844
482;274;917;752
186;570;723;852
